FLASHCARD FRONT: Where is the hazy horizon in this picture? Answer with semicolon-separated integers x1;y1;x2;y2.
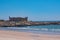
0;0;60;21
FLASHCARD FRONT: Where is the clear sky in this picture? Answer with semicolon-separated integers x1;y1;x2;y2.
0;0;60;21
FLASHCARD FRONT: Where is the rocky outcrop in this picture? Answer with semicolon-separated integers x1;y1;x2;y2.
0;21;60;27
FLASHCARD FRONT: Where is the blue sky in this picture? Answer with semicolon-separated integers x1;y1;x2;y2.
0;0;60;21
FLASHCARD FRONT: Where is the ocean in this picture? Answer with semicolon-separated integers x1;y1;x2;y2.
0;25;60;35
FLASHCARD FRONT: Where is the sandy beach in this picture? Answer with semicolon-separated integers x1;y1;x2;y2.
0;30;60;40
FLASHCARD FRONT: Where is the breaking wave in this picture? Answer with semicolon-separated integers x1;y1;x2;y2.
6;27;60;32
0;25;60;33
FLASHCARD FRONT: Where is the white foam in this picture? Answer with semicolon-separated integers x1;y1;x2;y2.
51;29;60;32
7;27;60;32
40;28;48;31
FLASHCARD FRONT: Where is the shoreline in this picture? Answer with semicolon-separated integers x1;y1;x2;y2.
0;30;60;40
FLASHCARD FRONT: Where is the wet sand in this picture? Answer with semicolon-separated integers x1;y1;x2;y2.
0;30;60;40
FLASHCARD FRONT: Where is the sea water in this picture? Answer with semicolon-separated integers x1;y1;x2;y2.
0;25;60;34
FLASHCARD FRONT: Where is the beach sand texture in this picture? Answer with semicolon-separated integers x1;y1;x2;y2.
0;30;60;40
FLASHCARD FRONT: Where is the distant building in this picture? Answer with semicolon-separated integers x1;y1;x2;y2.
9;16;28;22
0;20;4;22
